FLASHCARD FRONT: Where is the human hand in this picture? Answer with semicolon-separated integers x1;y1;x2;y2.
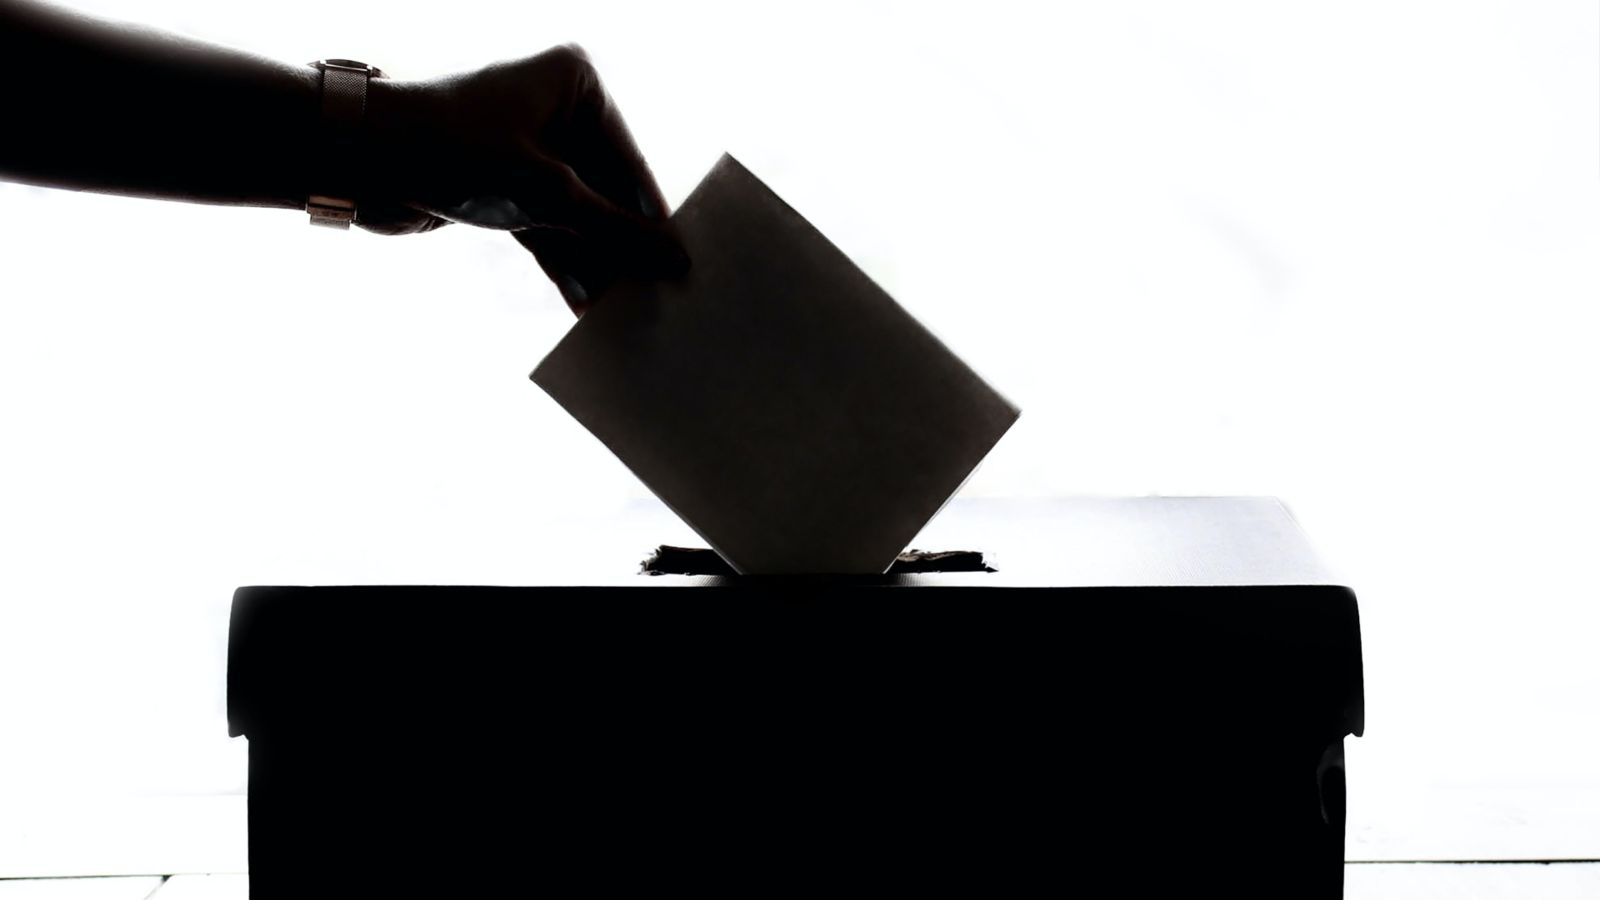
360;45;686;315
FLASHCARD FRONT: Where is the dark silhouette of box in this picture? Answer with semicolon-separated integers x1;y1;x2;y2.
228;498;1362;897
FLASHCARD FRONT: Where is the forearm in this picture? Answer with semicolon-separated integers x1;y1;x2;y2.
0;0;320;209
0;11;684;309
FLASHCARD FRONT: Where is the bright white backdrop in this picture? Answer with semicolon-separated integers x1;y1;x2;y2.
0;0;1596;868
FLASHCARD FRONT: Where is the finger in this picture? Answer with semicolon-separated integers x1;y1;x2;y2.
420;195;537;231
557;50;673;223
513;227;601;317
571;98;672;223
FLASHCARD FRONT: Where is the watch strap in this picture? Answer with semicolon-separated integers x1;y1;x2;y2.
307;59;382;229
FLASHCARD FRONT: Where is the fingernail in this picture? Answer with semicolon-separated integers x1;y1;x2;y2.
556;273;588;306
637;185;663;219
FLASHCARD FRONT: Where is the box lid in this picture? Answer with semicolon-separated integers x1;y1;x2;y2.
227;498;1362;741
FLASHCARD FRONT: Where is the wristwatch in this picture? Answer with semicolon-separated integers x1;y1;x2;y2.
307;59;385;229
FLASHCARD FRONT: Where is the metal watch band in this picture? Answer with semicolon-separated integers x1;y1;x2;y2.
307;59;382;229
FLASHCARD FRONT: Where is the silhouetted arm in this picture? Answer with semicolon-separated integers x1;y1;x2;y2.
0;0;685;314
0;0;319;208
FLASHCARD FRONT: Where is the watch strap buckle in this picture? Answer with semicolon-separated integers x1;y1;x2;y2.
307;195;357;229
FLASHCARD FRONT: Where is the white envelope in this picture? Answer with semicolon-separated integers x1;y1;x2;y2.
532;154;1019;574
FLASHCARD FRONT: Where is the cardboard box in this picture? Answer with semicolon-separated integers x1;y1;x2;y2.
229;498;1362;897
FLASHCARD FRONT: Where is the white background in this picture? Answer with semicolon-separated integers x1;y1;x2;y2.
0;0;1596;866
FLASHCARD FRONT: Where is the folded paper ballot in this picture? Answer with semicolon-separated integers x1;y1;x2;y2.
531;154;1019;574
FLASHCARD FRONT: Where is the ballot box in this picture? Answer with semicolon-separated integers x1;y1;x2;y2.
228;497;1362;898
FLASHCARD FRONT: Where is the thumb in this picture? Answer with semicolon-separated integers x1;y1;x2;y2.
524;162;690;279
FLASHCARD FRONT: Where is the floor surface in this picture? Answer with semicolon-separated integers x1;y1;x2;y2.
7;867;1600;899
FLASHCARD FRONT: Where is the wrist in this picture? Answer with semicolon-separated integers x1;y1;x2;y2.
360;76;448;212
